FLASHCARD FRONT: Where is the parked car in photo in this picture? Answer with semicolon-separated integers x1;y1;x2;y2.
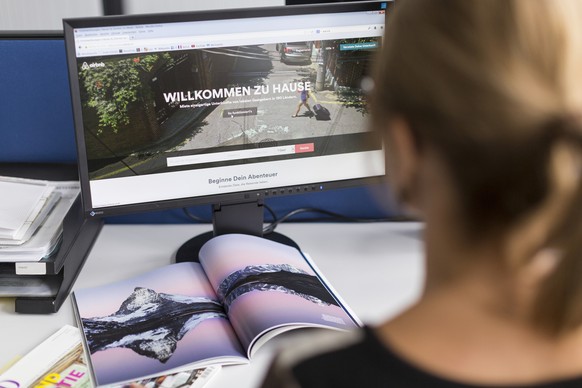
276;42;312;64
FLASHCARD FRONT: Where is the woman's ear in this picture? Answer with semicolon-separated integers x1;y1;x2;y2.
386;118;422;211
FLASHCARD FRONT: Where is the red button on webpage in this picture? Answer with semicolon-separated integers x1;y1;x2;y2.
295;143;315;153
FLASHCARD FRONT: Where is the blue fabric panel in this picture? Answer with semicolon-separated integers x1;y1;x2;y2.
0;38;77;163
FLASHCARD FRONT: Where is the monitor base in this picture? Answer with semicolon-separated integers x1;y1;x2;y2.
175;200;300;262
175;231;299;263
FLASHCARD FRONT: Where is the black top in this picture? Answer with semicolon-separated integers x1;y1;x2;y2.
262;326;582;388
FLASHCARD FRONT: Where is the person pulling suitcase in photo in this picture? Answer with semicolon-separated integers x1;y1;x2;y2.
292;89;314;118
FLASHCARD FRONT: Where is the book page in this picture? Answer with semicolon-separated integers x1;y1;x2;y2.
198;234;359;357
73;262;246;386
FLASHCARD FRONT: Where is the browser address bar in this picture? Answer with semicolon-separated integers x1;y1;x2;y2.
79;25;376;49
76;35;131;43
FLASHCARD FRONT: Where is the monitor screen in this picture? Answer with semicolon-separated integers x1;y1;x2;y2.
63;2;389;237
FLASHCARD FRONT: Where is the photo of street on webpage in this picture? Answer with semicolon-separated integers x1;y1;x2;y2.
78;36;382;182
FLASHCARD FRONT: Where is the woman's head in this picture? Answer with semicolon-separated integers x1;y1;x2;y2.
373;0;582;234
371;0;582;334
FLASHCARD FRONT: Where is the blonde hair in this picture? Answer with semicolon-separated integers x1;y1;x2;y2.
371;0;582;335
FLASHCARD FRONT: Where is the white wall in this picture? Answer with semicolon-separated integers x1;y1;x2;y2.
0;0;285;31
0;0;102;30
125;0;284;14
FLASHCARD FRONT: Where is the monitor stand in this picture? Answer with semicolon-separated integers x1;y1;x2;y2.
175;200;299;263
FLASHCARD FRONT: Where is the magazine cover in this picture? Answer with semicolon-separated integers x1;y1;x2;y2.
0;325;90;388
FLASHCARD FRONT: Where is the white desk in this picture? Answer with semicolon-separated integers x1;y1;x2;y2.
0;222;424;387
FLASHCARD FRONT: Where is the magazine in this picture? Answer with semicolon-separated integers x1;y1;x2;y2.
72;233;359;386
109;366;220;388
0;325;219;388
0;325;91;388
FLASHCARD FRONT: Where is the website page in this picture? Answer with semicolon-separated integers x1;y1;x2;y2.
73;9;386;208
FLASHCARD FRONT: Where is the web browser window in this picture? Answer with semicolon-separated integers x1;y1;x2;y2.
67;5;387;211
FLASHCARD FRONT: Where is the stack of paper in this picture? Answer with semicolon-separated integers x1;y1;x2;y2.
0;176;80;263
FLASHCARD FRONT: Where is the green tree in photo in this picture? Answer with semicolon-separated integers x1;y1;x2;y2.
81;53;173;135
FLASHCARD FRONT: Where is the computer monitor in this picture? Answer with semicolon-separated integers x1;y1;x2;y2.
63;1;389;258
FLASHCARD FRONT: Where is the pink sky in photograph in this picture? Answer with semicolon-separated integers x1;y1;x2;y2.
75;262;217;319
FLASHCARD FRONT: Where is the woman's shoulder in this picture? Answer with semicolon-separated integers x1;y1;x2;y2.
261;326;415;388
260;326;582;388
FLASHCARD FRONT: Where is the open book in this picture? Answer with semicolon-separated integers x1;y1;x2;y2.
72;233;359;386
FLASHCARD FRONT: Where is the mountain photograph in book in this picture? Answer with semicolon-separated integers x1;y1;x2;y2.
72;234;358;386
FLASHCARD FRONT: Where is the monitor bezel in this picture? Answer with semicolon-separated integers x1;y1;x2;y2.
0;31;63;40
63;1;389;219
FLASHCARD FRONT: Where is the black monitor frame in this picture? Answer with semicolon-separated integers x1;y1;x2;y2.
63;2;388;256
